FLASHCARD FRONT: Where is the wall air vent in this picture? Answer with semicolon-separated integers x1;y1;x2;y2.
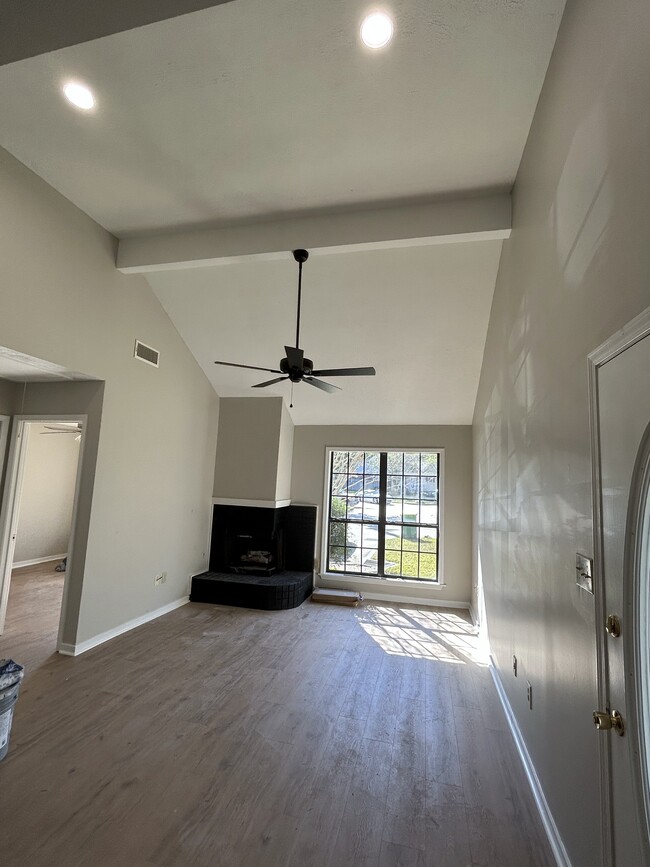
134;340;160;368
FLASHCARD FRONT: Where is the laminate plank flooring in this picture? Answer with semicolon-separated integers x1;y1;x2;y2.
0;560;65;672
0;596;555;866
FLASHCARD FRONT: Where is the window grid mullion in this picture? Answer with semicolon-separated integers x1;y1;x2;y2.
377;452;387;577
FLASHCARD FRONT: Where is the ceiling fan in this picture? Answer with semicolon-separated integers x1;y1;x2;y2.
41;423;82;438
214;249;376;399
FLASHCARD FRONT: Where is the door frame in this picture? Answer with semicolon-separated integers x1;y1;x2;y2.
0;414;88;650
0;415;10;474
589;305;650;866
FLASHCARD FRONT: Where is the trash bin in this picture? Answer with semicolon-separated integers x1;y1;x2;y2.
0;659;24;761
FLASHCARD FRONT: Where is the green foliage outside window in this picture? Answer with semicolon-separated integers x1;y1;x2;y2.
329;497;352;563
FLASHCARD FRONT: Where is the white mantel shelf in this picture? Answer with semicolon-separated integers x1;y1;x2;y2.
212;497;292;509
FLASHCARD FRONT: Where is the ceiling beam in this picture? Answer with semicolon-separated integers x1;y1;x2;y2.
0;1;235;66
116;194;512;274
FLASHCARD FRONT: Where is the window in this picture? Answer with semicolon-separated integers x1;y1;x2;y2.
326;449;441;581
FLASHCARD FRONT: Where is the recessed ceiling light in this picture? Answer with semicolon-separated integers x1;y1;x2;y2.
360;12;394;49
62;81;95;111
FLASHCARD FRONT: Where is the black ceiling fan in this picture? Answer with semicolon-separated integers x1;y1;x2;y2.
214;249;376;396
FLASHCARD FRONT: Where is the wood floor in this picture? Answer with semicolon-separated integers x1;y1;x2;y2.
0;592;554;867
0;560;65;672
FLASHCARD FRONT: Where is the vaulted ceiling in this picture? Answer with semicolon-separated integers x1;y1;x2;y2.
0;0;566;424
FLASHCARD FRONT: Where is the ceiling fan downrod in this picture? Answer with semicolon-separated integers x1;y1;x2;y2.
292;248;309;351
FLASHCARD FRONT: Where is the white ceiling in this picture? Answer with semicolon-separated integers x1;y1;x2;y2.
0;0;565;425
148;242;502;425
0;0;565;236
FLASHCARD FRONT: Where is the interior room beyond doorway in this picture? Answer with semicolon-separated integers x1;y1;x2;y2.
0;420;82;670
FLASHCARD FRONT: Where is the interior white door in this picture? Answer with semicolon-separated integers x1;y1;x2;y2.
598;331;650;865
0;421;29;634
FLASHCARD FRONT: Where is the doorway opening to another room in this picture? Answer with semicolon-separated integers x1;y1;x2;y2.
0;417;85;670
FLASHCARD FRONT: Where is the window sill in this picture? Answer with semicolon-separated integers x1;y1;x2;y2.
319;572;446;589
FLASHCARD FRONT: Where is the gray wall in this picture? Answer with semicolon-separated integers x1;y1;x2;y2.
0;146;219;647
291;425;472;604
0;381;19;493
13;423;80;564
275;401;294;501
213;397;282;501
0;380;19;415
19;381;104;645
473;0;650;864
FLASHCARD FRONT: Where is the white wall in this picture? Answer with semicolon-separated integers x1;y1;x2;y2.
473;1;650;864
291;425;472;605
0;146;219;648
13;424;79;564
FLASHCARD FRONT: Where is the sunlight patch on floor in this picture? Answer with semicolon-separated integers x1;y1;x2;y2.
356;605;489;665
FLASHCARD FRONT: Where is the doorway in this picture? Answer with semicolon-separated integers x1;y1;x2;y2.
591;308;650;866
0;416;86;668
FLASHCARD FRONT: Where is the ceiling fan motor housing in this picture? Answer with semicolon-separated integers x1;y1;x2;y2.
280;355;313;381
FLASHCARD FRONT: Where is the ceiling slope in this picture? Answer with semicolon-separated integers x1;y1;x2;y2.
148;242;503;425
0;0;565;235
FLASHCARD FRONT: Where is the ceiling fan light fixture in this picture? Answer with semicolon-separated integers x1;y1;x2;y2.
360;11;394;49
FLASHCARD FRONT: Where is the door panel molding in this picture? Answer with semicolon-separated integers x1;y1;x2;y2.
625;421;650;857
589;306;650;867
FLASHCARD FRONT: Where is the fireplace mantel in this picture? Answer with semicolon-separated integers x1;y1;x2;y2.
212;497;291;509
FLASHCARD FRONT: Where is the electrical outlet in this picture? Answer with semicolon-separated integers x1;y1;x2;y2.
526;681;533;710
512;655;518;677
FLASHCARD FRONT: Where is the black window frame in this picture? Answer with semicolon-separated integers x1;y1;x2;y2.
325;448;441;582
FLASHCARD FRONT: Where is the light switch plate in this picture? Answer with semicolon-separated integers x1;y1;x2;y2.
576;553;593;594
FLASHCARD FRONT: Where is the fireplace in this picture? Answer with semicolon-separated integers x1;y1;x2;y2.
226;526;283;576
190;503;317;610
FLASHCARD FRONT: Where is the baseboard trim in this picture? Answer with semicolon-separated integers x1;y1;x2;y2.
57;642;76;656
468;603;478;626
13;554;66;569
317;583;470;611
57;597;189;657
361;591;469;610
489;659;572;867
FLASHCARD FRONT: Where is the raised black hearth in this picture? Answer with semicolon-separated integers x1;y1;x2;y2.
190;503;316;610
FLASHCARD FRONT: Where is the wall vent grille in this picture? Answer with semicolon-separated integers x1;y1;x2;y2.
134;340;160;368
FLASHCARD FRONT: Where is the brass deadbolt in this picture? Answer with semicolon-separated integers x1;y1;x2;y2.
605;614;622;638
593;709;625;736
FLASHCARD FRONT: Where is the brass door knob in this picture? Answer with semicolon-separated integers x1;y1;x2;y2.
593;709;625;736
605;614;622;637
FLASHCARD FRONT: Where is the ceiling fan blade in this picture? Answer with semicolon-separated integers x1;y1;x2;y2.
310;367;376;377
284;346;304;369
303;377;341;394
215;360;282;374
252;377;288;388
